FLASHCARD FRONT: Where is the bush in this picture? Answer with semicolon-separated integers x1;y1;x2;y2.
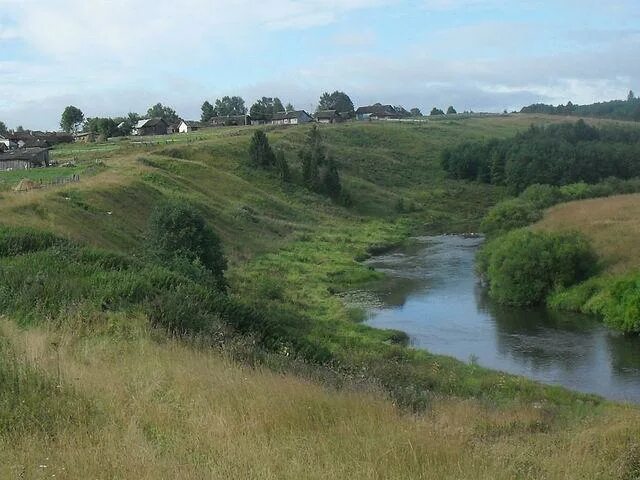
519;184;564;209
480;200;542;237
148;201;227;289
478;229;598;306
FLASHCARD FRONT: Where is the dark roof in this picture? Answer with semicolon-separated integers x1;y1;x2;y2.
183;120;206;128
355;105;397;116
272;110;312;121
136;118;168;129
315;110;340;119
0;147;49;163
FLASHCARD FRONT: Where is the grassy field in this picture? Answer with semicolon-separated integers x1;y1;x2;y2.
2;115;640;478
3;320;640;480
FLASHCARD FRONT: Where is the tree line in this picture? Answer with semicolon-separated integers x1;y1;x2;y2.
441;120;640;193
521;90;640;121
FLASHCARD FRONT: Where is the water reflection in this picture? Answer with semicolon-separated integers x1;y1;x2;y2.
362;235;640;402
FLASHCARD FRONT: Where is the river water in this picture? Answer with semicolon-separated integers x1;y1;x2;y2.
360;235;640;402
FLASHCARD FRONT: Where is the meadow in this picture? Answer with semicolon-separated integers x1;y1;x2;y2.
2;115;640;478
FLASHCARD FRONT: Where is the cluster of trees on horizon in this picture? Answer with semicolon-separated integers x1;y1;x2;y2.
441;120;640;193
521;90;640;122
6;88;637;137
1;89;463;137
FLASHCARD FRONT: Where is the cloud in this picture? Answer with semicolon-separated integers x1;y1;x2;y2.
1;1;639;129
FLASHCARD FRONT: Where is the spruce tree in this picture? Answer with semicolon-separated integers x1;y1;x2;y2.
248;130;275;168
322;156;342;199
275;149;291;182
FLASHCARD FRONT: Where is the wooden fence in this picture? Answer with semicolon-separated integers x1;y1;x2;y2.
14;174;80;192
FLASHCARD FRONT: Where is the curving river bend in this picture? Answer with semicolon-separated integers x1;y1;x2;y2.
358;235;640;402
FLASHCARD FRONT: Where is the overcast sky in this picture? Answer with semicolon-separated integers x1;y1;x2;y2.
1;0;639;130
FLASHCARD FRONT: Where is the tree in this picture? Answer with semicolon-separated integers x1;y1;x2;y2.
430;107;445;116
85;117;119;139
317;91;354;113
285;103;295;112
214;96;247;116
249;97;285;121
299;124;326;192
446;106;457;115
301;149;321;192
60;106;85;133
273;98;285;114
148;201;227;290
322;156;342;199
201;101;215;122
15;125;24;133
147;103;179;124
0;121;7;135
275;149;291;182
629;90;636;102
248;130;276;168
410;108;423;117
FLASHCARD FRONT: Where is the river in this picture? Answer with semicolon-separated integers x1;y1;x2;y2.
358;235;640;402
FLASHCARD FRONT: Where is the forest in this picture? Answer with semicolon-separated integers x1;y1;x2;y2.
520;92;640;121
441;120;640;192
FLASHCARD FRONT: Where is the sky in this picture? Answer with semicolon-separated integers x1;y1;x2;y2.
1;0;639;130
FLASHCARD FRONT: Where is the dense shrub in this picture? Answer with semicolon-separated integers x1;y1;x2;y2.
478;230;598;306
148;201;227;289
480;199;542;237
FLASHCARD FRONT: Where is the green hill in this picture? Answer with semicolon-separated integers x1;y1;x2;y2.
2;115;640;479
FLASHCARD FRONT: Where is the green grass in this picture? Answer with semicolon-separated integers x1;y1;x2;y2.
0;165;86;192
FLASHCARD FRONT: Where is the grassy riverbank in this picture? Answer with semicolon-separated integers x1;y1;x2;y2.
2;116;639;478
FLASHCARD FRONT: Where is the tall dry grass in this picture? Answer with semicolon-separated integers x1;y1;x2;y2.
535;193;640;273
1;319;640;480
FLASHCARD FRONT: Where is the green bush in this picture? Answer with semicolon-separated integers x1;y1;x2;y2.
480;199;542;237
148;201;227;289
478;229;598;306
519;184;564;209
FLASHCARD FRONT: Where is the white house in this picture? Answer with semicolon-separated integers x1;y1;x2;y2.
271;110;314;126
178;120;205;133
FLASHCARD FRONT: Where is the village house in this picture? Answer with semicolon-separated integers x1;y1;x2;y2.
178;120;207;133
355;105;399;121
132;118;169;136
74;132;99;143
210;115;251;127
0;147;50;172
271;110;314;126
315;110;344;124
0;135;17;150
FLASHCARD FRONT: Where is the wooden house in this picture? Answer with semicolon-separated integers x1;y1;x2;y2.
133;118;169;136
271;110;314;125
0;148;50;171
